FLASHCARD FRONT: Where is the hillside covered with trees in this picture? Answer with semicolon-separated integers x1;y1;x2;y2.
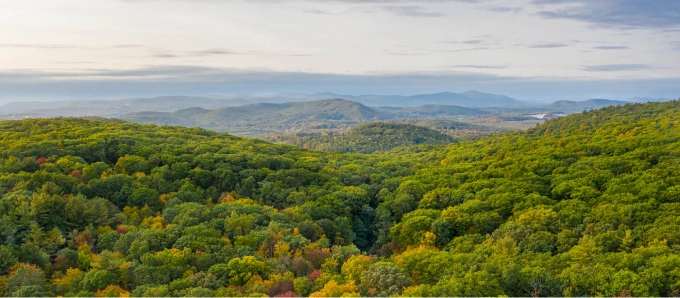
269;123;456;153
1;100;680;297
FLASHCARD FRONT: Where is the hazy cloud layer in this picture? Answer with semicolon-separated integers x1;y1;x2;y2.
534;0;680;28
447;65;507;69
583;64;651;72
529;43;569;48
0;44;78;49
380;5;445;17
485;6;522;13
592;46;630;50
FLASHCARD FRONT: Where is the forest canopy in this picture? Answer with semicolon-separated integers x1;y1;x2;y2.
1;100;680;297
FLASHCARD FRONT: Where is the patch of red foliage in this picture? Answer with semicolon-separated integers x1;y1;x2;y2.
307;269;322;282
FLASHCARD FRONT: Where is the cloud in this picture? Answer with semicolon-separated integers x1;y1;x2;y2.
304;9;336;15
150;48;312;58
583;64;650;71
434;47;496;53
381;5;445;17
458;39;485;44
486;6;522;13
446;35;495;45
50;61;95;65
152;52;182;58
533;0;680;28
529;43;569;48
384;50;430;56
192;49;240;56
0;44;145;50
112;45;143;48
0;44;77;49
122;0;483;3
592;45;629;50
447;64;506;69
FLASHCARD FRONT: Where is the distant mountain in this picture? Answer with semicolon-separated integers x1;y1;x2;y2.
120;99;382;136
406;91;525;107
0;96;233;117
628;97;672;103
401;104;488;116
350;91;525;107
0;90;525;118
214;90;524;107
547;99;630;112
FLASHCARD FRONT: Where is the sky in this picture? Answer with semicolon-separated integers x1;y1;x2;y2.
0;0;679;103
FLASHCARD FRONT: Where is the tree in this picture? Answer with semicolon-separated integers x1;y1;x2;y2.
0;246;18;275
297;220;324;242
341;255;372;284
431;219;454;248
116;155;149;175
309;280;359;297
129;187;162;211
227;256;268;286
207;263;230;287
5;264;46;297
360;262;412;296
81;269;119;291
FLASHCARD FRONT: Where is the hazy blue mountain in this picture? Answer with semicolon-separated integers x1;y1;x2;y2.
0;91;527;119
376;104;488;117
628;97;672;103
547;98;630;112
348;91;525;107
0;96;234;117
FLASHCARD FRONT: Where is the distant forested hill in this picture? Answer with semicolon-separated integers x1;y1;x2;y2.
546;98;630;112
269;122;456;153
120;99;494;137
2;100;680;297
0;90;523;119
120;99;381;136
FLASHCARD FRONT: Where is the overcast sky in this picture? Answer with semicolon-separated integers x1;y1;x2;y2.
1;0;679;102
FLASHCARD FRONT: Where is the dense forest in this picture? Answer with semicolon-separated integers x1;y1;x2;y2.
1;100;680;297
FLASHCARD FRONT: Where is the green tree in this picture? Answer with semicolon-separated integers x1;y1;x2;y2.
227;256;268;286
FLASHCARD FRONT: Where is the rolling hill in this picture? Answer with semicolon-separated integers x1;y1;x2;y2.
120;99;383;136
0;91;526;120
269;122;456;153
546;98;630;112
120;99;499;137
